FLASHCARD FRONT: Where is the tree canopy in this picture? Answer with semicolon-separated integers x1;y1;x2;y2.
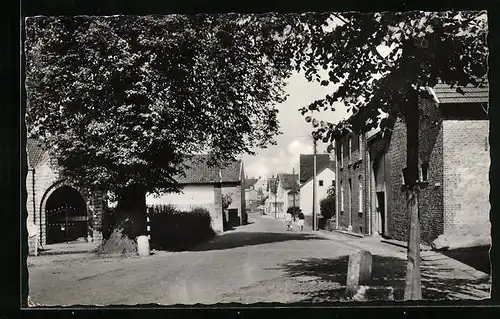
296;11;488;139
24;14;301;194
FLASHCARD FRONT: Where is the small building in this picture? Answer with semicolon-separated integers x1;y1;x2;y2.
265;176;279;216
245;188;259;212
299;164;335;228
146;155;246;232
244;177;259;212
335;83;490;245
277;173;300;217
25;139;106;254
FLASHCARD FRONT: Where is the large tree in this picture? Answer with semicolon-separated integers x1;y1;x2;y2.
295;11;488;299
24;14;299;249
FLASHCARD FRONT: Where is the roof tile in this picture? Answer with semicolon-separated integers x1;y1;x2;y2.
26;138;47;168
175;155;241;184
432;83;489;104
299;154;335;183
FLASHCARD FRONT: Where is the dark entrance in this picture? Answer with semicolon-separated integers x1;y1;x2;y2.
228;209;239;227
376;191;386;237
46;186;88;244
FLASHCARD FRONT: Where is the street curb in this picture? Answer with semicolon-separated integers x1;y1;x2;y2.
381;238;432;251
331;229;365;239
38;249;97;256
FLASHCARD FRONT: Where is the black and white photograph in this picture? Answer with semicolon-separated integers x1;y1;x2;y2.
22;8;491;306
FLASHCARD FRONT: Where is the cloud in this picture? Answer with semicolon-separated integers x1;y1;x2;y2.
243;70;347;179
245;139;319;178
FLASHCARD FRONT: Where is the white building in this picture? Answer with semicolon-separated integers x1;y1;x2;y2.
299;166;335;217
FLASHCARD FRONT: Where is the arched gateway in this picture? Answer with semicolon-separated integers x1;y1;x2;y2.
45;185;89;244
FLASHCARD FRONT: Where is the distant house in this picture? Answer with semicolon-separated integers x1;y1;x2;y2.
299;154;335;228
277;173;300;217
299;165;335;228
245;188;259;212
146;155;246;232
264;173;299;218
25;139;106;254
244;177;259;212
300;154;334;184
335;83;490;245
265;176;279;216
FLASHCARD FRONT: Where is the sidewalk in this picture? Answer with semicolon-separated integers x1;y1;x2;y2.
37;241;100;256
314;229;491;300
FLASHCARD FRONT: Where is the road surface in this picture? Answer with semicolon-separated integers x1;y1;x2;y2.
28;212;357;305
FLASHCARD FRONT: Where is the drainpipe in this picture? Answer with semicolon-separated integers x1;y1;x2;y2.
367;143;372;236
31;168;36;224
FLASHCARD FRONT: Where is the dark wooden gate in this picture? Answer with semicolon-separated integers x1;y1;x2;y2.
228;209;239;227
46;185;88;244
47;204;88;244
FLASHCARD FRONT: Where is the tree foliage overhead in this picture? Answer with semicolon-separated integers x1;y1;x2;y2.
25;14;302;194
296;11;488;139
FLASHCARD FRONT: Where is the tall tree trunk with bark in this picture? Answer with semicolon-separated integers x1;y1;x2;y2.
403;89;423;300
98;184;147;254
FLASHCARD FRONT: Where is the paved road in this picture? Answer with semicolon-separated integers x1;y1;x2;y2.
27;212;490;305
28;212;357;305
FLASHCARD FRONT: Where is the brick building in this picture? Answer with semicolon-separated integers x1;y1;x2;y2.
335;123;370;235
335;84;490;245
26;139;106;254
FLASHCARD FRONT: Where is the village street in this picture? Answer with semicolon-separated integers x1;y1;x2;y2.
27;211;490;306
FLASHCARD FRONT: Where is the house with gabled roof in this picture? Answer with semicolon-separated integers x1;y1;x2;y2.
263;173;299;218
277;173;300;218
299;156;335;228
146;154;246;232
334;83;490;246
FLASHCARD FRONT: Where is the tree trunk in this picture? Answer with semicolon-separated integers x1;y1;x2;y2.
403;90;423;300
97;185;147;254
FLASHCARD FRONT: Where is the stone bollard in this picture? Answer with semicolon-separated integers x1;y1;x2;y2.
346;250;373;296
137;235;150;257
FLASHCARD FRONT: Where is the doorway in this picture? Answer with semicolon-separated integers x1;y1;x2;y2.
376;191;386;237
46;186;88;244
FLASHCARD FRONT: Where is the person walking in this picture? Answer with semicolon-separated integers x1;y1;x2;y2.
285;211;293;231
297;211;305;231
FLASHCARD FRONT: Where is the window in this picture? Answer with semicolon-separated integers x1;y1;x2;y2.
358;175;363;213
340;181;344;211
421;162;429;182
348;178;352;215
348;137;352;163
319;180;324;187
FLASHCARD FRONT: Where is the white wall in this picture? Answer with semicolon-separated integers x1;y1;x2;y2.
147;184;223;232
299;168;335;216
146;184;215;211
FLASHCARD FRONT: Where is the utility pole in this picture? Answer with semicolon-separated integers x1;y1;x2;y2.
313;137;318;231
274;177;277;219
292;167;296;214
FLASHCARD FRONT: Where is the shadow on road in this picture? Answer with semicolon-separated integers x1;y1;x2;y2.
190;232;327;251
441;245;491;275
279;255;490;302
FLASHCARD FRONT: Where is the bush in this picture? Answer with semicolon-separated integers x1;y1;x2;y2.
320;197;335;220
149;205;215;251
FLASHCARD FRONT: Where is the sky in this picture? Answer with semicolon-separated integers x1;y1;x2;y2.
242;71;349;179
241;16;395;180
